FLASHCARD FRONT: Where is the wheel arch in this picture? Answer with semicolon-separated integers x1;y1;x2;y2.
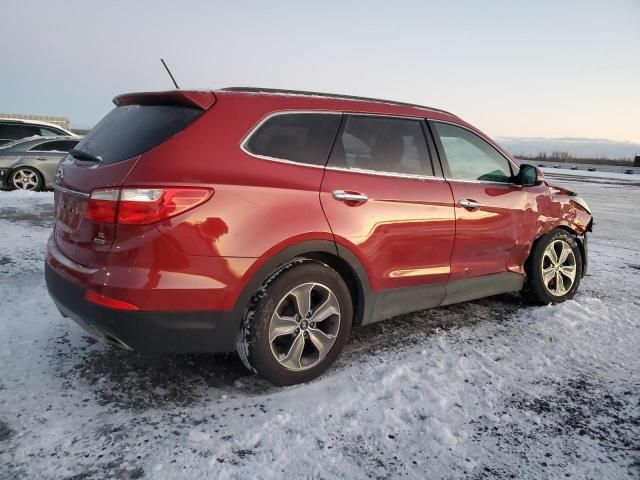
525;225;587;281
556;225;587;277
233;240;371;328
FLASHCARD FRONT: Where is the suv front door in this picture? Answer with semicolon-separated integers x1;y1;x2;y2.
430;121;546;282
320;115;455;322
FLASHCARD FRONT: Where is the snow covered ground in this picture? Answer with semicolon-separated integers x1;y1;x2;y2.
540;166;640;185
0;175;638;479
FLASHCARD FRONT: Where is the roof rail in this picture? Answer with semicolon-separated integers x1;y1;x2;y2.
221;87;454;116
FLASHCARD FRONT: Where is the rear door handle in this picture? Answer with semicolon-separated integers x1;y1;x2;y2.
332;190;369;203
457;198;482;210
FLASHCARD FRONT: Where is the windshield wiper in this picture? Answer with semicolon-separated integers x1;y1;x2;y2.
69;148;102;163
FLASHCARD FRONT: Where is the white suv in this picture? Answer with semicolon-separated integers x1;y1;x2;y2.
0;118;77;146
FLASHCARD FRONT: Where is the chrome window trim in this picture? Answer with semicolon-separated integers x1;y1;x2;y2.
446;178;522;187
430;119;520;178
325;165;445;182
54;185;90;198
239;110;341;168
240;110;443;180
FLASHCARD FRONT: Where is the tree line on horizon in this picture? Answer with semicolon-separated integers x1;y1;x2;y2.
514;151;638;166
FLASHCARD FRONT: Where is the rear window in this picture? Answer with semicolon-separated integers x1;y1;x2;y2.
244;113;341;166
74;105;203;164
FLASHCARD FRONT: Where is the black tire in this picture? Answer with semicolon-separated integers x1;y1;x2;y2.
524;229;583;305
10;167;44;191
237;259;353;386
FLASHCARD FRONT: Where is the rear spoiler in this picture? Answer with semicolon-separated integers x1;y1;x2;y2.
113;90;216;110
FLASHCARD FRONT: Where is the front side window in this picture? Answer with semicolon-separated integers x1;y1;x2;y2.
327;115;433;176
432;122;512;183
245;113;341;166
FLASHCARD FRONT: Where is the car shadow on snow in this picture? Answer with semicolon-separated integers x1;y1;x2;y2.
62;293;525;411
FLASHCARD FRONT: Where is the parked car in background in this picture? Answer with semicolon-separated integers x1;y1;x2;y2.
0;118;77;147
45;88;593;386
0;136;80;191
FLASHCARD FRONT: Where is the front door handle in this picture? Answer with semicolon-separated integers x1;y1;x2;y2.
332;190;369;203
457;198;482;210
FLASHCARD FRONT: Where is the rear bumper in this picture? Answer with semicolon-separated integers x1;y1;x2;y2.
45;263;241;353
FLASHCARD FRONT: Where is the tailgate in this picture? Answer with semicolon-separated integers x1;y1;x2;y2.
53;91;214;268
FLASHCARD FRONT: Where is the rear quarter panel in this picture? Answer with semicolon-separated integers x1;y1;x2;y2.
123;93;336;259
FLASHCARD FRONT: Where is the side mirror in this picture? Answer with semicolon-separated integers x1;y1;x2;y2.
517;163;540;187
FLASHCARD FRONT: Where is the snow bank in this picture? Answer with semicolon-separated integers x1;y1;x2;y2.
0;191;53;275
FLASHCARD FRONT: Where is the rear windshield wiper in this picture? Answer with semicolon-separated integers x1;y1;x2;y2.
69;148;102;163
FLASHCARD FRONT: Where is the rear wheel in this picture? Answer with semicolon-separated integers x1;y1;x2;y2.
10;167;43;191
237;260;353;386
524;229;583;304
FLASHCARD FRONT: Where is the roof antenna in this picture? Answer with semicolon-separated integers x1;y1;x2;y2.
160;58;180;89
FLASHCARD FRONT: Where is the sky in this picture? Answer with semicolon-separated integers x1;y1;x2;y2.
1;0;639;143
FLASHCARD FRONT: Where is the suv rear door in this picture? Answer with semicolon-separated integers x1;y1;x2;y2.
320;115;455;320
54;92;213;268
430;121;545;280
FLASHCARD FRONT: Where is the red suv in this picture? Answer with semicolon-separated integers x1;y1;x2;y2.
46;88;593;385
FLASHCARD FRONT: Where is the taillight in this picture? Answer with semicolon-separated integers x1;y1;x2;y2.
86;189;119;223
86;187;212;225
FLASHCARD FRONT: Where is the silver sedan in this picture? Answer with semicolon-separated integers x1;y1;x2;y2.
0;136;80;191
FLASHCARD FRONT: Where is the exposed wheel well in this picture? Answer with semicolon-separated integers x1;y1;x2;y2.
526;226;586;280
557;226;587;277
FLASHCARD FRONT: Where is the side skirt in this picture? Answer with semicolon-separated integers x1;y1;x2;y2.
440;272;524;307
363;272;524;325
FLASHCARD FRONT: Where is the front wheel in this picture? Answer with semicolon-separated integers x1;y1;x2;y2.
237;260;353;386
524;229;583;304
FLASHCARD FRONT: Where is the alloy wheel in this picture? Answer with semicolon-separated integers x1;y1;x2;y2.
268;282;341;371
11;168;40;191
541;239;577;296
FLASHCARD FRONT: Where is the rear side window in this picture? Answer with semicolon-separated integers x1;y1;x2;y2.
30;140;78;152
74;105;203;164
328;115;433;176
244;113;341;166
432;122;512;183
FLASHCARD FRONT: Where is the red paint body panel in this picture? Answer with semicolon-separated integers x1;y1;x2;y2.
320;171;455;290
447;181;549;279
47;88;593;324
54;155;140;268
